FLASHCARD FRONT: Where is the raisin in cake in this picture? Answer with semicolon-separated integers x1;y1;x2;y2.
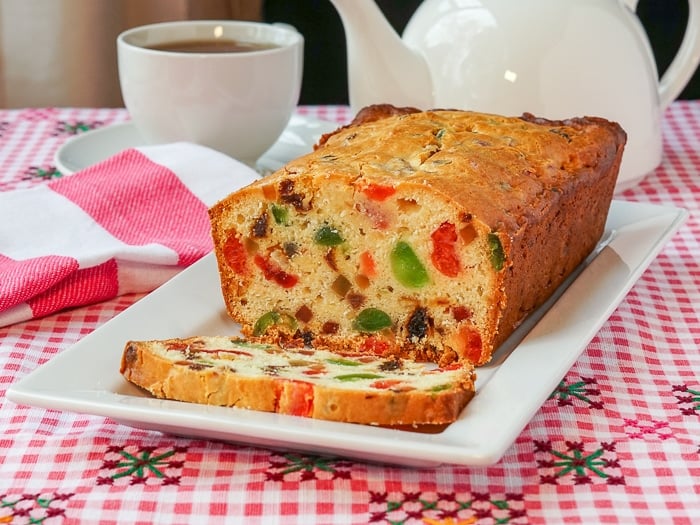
209;105;626;366
120;336;474;426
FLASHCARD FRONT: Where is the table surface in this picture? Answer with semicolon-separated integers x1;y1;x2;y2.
0;104;698;524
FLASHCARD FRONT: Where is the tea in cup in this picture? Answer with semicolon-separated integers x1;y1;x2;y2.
117;20;303;165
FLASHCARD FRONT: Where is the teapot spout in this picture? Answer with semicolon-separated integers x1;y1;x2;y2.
329;0;433;111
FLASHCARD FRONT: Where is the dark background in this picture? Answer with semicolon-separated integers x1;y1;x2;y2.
263;0;699;105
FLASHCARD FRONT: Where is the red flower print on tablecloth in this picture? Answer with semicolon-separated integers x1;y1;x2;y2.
0;492;73;523
52;120;103;136
548;376;604;409
673;384;700;416
368;491;528;524
96;444;187;486
623;418;674;440
534;440;625;485
264;452;354;482
23;165;62;182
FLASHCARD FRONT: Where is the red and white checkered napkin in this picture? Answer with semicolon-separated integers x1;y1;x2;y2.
0;143;259;327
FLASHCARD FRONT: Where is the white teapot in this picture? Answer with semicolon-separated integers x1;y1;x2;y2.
329;0;700;190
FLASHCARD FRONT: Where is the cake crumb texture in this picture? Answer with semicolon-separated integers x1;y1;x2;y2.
120;335;475;426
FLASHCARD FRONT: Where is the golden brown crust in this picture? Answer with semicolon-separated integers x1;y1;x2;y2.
209;106;626;366
316;103;421;148
120;336;475;426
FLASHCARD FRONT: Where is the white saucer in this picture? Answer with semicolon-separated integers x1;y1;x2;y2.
54;114;340;175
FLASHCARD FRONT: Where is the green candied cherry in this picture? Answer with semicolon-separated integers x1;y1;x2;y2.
252;311;298;336
334;373;384;382
390;241;429;288
487;233;505;271
270;204;290;225
314;224;344;246
326;357;362;367
353;308;392;332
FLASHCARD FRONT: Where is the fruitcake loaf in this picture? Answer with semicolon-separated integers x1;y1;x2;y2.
120;335;474;426
209;105;626;366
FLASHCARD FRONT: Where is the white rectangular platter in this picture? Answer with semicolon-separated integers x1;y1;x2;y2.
7;200;688;467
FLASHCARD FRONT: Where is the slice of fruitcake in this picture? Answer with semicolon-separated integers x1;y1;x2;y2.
120;335;474;426
209;105;626;366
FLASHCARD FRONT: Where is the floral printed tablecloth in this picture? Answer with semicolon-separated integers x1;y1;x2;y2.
0;104;698;524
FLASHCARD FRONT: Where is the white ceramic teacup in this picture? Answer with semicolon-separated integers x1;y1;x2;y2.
117;20;303;165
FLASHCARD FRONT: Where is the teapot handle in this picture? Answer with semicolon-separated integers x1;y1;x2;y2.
655;0;700;109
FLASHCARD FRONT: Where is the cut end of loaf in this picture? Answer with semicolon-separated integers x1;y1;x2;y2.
210;170;506;366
